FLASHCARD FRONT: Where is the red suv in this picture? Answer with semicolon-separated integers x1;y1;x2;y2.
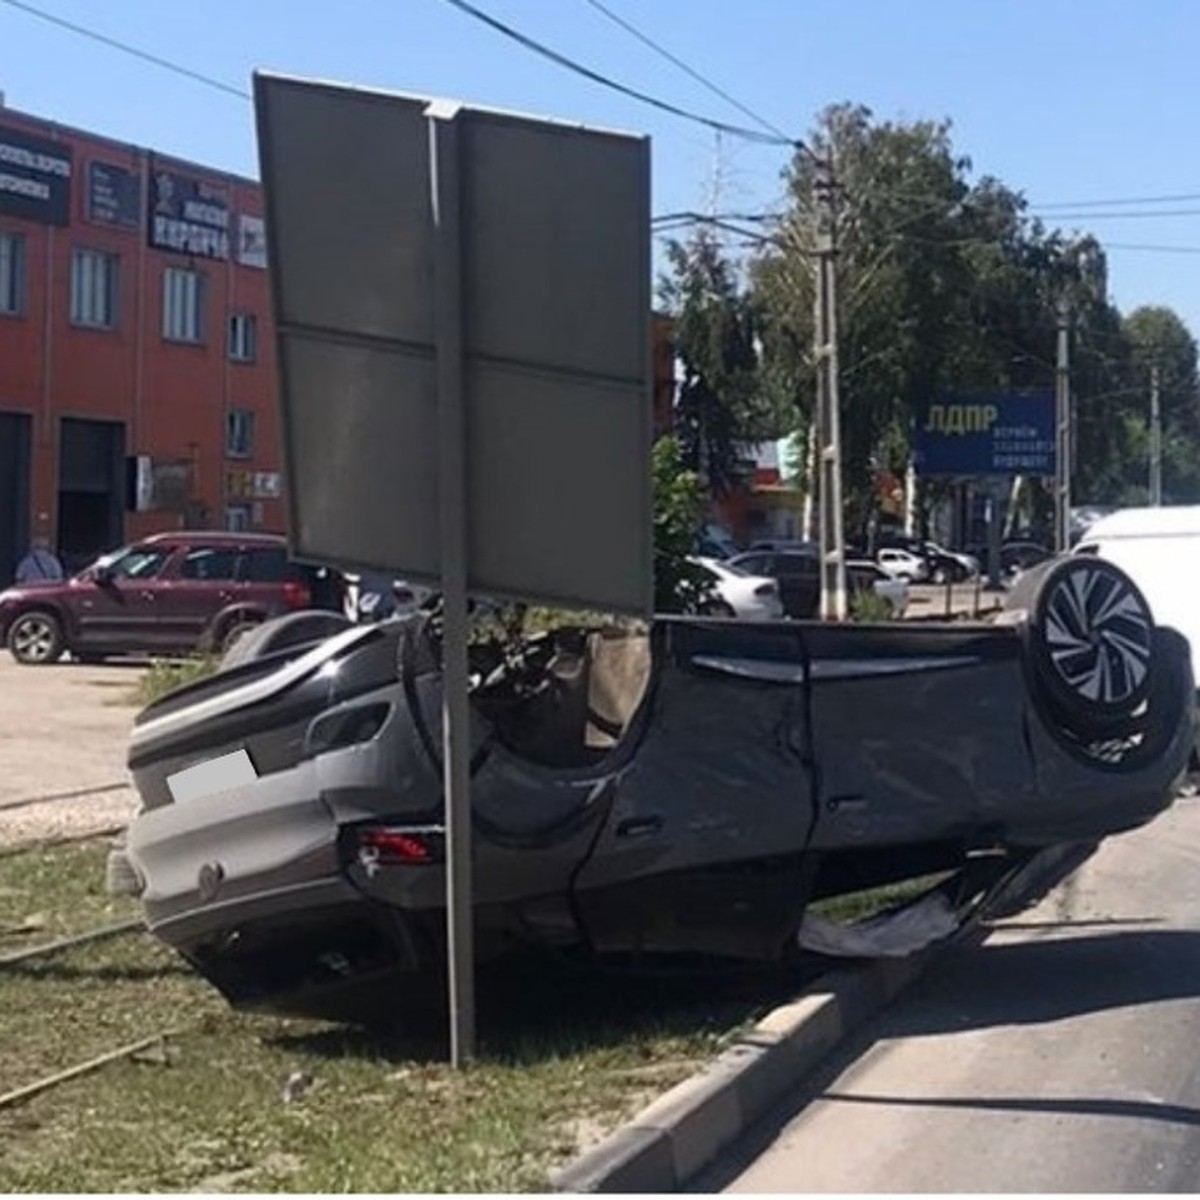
0;532;346;665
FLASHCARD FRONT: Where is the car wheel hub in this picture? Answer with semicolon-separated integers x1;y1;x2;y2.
1044;564;1151;705
13;618;54;661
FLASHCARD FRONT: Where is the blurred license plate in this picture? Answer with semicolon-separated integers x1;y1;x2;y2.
167;749;258;803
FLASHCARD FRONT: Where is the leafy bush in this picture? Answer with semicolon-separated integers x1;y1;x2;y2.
849;588;894;623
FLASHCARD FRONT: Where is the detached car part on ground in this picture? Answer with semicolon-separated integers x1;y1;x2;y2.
111;556;1197;1026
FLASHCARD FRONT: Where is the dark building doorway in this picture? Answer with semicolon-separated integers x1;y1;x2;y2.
0;411;32;587
58;417;126;575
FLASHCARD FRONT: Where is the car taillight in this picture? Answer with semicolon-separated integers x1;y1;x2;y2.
356;825;444;869
283;579;311;610
754;582;777;597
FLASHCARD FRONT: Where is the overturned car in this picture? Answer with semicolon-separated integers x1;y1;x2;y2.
111;557;1197;1024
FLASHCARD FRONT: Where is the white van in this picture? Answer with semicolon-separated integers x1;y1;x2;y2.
1075;505;1200;693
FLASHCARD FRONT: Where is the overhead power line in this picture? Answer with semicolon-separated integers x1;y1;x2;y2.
0;0;250;100
1032;192;1200;210
580;0;792;142
437;0;804;151
1104;242;1200;255
1028;207;1200;221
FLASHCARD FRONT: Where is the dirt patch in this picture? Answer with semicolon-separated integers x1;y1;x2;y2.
0;657;141;847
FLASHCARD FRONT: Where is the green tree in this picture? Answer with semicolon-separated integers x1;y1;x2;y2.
1120;306;1200;503
659;230;780;496
651;435;712;613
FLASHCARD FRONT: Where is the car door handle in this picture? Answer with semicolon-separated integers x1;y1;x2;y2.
616;816;663;839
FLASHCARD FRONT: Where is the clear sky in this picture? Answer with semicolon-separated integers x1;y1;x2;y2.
3;0;1199;332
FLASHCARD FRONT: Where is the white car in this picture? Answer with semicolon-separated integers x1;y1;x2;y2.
690;557;784;620
877;547;929;583
847;560;909;617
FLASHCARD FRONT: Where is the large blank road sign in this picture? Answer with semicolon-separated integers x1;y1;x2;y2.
254;73;653;615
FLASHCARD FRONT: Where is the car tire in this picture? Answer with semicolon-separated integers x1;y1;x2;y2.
701;599;737;619
931;566;949;585
217;617;263;660
7;610;65;665
1012;556;1155;739
220;610;353;670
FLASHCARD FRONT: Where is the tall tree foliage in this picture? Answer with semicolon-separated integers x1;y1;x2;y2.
658;231;781;496
750;102;1198;534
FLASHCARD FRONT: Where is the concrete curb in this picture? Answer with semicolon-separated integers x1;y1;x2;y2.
552;841;1095;1193
551;948;964;1193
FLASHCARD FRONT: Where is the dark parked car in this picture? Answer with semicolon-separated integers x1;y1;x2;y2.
729;549;820;618
0;531;346;665
111;556;1196;1026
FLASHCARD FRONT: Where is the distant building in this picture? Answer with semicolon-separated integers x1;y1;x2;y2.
0;102;280;580
0;100;685;584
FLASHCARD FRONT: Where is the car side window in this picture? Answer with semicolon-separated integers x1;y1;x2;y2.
180;548;241;581
735;553;770;575
107;547;170;580
239;548;287;582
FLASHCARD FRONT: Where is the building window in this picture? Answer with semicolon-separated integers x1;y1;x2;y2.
0;231;25;316
225;504;252;532
228;312;258;363
162;267;205;343
226;408;255;459
70;248;119;329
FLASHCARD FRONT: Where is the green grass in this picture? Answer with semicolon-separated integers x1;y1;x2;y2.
0;839;784;1192
809;872;955;923
129;656;219;708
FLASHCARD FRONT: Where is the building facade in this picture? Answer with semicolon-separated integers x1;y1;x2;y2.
0;104;282;581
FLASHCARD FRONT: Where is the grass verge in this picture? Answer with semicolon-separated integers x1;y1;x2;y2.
0;839;791;1192
129;656;219;708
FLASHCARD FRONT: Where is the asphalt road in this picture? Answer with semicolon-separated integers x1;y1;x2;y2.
696;797;1200;1193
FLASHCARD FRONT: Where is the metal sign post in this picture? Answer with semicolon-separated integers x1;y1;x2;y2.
428;106;475;1067
254;74;653;1066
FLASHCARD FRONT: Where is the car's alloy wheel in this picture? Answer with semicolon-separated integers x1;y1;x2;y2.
1024;557;1155;737
1043;562;1152;707
8;611;64;665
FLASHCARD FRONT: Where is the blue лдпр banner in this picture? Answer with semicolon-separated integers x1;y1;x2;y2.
913;392;1056;477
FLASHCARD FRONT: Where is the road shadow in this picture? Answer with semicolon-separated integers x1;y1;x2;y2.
691;927;1200;1191
884;928;1200;1036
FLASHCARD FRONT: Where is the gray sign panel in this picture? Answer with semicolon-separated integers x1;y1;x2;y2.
254;74;652;615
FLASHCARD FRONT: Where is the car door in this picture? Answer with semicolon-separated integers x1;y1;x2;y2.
155;544;243;650
70;544;175;650
573;620;818;961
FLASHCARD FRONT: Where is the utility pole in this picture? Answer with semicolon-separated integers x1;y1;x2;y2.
1054;299;1072;553
812;156;847;620
1149;362;1163;506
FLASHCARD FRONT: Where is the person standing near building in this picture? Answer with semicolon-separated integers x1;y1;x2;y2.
14;537;65;585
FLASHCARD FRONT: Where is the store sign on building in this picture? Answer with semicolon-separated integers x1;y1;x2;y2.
227;468;281;500
149;163;230;259
87;161;141;229
0;124;71;226
237;214;267;268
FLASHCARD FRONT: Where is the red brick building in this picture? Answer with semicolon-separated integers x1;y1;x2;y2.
0;104;282;582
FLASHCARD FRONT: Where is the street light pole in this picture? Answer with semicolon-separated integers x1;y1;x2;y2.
812;157;847;621
1054;300;1072;553
1149;362;1163;506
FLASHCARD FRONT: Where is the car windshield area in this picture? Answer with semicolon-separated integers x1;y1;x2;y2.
90;546;171;581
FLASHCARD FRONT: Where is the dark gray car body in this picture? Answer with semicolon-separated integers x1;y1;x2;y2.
118;605;1196;1025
